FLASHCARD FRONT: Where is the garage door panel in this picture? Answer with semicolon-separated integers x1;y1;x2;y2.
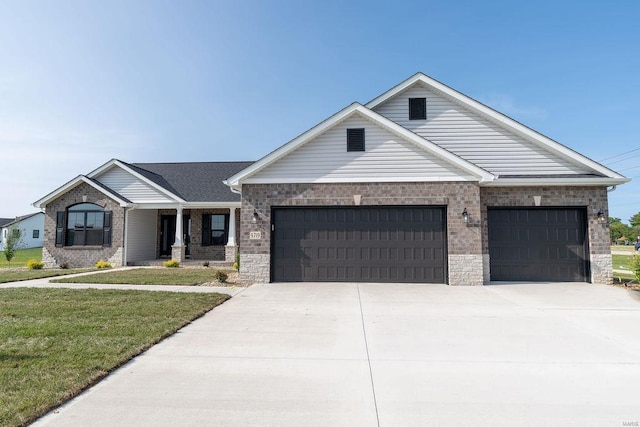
488;208;588;282
272;207;446;283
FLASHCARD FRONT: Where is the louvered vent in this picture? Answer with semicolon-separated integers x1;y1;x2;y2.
347;128;365;152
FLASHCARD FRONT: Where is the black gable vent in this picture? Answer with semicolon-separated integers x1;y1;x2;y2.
409;97;427;120
347;128;365;152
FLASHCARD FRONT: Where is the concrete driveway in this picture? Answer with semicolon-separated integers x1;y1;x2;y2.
34;282;640;426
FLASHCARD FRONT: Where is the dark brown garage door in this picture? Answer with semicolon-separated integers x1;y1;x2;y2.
488;208;589;282
272;207;446;283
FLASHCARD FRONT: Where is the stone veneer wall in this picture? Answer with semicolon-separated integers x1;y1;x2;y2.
156;208;240;261
43;182;125;268
479;186;611;284
240;182;484;285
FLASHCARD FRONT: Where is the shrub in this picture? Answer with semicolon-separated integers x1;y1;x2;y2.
26;259;44;270
202;261;210;268
95;260;113;269
213;270;228;283
232;261;239;270
163;260;180;268
631;255;640;283
60;262;69;269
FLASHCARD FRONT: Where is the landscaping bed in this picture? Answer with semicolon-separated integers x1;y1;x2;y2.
51;267;243;286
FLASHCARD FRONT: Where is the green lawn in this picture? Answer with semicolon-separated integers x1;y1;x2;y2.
0;247;42;268
612;254;633;271
0;288;229;427
0;269;94;284
52;268;235;286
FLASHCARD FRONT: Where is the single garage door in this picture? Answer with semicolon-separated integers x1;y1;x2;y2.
488;208;589;282
272;207;446;283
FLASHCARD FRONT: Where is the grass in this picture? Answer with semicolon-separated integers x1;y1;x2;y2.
0;288;230;427
0;247;42;268
612;254;633;271
0;269;94;284
611;245;636;253
52;268;234;286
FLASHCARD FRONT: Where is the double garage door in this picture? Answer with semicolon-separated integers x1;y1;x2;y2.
488;208;589;282
272;207;446;283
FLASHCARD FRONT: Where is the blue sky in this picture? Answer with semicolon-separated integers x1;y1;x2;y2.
1;0;639;221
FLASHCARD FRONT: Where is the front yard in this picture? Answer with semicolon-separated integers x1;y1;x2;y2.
0;288;229;427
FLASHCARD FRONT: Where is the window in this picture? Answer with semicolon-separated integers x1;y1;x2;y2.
202;214;229;246
347;128;365;152
33;230;40;239
409;97;426;120
62;203;112;247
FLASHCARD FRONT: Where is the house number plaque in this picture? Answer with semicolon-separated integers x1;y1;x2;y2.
249;231;262;240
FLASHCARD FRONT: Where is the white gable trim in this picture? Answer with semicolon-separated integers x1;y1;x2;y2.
88;159;186;203
33;175;131;208
366;73;628;181
226;103;495;189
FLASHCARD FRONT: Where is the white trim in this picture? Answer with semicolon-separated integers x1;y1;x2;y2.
226;103;495;189
481;177;630;187
33;175;130;208
88;159;186;203
366;72;626;180
243;176;474;184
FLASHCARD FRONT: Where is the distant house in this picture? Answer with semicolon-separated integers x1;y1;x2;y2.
0;212;45;251
34;72;629;285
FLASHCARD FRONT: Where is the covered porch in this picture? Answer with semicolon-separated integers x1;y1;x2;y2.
123;204;241;266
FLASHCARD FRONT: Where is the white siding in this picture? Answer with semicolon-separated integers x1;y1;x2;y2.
0;213;44;250
126;209;157;262
373;83;592;176
247;114;475;183
96;167;174;203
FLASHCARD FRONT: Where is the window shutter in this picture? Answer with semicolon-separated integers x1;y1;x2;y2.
55;212;64;247
103;211;112;247
202;214;211;246
409;98;427;120
347;128;365;152
224;214;230;245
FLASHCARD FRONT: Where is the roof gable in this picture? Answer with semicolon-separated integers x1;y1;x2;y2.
33;175;131;209
366;73;627;181
226;103;495;189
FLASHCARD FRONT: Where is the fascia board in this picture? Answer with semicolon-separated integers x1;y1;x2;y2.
90;159;186;203
33;176;130;208
481;177;631;187
366;73;625;180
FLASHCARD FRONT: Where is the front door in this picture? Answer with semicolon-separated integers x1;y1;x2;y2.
160;215;191;257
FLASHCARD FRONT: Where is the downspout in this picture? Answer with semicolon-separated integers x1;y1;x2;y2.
607;185;617;192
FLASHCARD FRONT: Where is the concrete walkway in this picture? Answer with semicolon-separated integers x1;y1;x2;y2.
29;282;640;426
0;268;245;296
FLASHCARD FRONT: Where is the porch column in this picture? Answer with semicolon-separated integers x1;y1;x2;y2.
172;206;185;262
227;207;236;246
225;207;238;263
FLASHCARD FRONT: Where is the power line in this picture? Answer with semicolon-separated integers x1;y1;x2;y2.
599;146;640;162
618;165;640;172
605;153;640;166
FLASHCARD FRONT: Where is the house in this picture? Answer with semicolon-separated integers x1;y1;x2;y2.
34;73;628;285
0;212;45;251
33;161;252;268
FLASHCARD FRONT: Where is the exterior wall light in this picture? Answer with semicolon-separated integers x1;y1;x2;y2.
252;210;260;223
462;208;469;224
597;210;606;224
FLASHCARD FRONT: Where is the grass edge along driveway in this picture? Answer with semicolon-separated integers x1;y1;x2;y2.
0;288;230;427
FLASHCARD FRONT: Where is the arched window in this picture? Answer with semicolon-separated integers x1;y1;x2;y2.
59;203;112;247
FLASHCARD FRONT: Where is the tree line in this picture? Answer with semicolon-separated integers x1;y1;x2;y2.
609;212;640;244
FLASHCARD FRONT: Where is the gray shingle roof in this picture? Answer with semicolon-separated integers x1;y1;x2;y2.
129;161;255;202
0;218;13;228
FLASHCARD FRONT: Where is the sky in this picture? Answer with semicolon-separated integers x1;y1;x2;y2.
0;0;639;221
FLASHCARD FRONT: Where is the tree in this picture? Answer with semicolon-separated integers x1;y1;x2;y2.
629;212;640;228
609;221;631;244
3;226;24;264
